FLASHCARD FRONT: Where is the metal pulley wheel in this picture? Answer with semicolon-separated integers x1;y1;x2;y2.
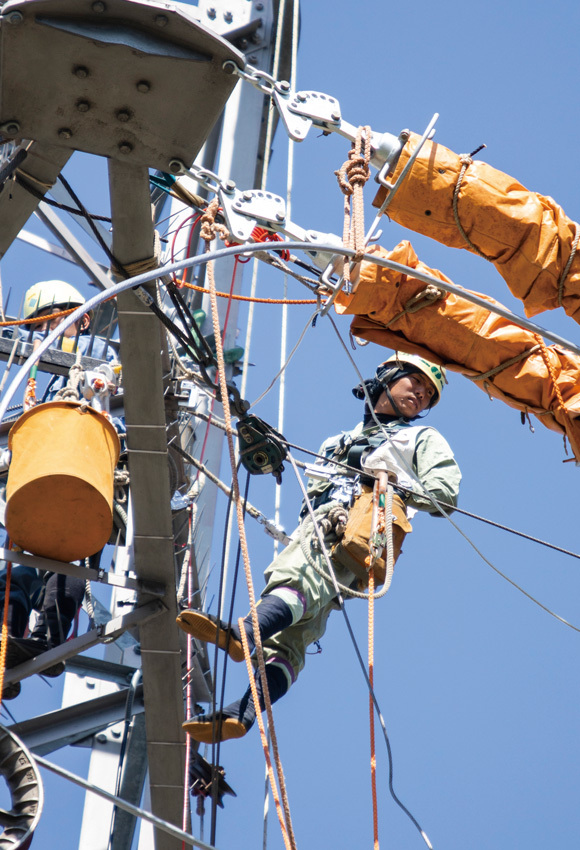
236;415;287;484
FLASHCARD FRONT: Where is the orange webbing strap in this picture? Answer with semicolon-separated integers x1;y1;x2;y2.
368;566;380;850
0;562;12;709
239;621;293;850
202;202;297;850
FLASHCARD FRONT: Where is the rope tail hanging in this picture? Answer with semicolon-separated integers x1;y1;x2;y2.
201;202;297;850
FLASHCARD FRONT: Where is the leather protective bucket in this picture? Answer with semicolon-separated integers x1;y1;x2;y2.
5;402;120;562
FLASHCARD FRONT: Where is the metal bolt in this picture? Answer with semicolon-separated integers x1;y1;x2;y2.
74;65;89;79
400;129;410;140
136;80;151;93
242;191;252;201
96;733;107;743
249;55;257;62
279;81;291;92
207;7;216;18
116;109;131;123
7;11;23;23
256;2;264;8
92;1;106;11
0;121;20;135
168;159;184;174
224;10;233;22
330;111;340;122
118;141;133;154
76;100;90;113
275;211;285;222
296;92;307;102
111;730;122;738
58;127;73;140
223;179;236;192
154;14;168;26
239;38;248;49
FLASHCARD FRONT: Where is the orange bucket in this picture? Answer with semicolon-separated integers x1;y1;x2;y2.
5;402;120;562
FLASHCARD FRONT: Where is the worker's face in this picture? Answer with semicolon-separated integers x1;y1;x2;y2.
31;308;90;338
374;372;435;418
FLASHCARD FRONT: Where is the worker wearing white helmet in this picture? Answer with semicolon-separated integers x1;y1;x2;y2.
176;352;461;743
20;279;114;361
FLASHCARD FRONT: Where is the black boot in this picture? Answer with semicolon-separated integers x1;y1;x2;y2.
37;574;85;649
176;595;293;662
183;664;289;743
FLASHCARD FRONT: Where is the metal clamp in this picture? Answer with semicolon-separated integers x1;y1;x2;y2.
218;185;288;241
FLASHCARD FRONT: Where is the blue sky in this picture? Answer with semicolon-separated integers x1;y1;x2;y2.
3;0;580;848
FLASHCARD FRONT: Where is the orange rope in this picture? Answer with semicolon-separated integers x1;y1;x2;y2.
0;562;12;709
239;621;292;850
201;200;297;850
368;566;380;850
535;334;567;411
0;305;78;327
178;280;317;305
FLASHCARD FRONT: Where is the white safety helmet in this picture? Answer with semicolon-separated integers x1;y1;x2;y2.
376;352;446;408
23;280;87;321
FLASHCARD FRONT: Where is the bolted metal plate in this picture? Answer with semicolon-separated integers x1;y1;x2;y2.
0;0;245;170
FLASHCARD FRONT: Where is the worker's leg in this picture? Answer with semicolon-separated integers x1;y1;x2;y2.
176;592;297;663
177;506;346;662
183;601;338;743
29;573;85;648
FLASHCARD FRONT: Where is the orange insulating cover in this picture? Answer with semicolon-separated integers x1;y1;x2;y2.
374;133;580;321
6;401;120;562
335;242;580;461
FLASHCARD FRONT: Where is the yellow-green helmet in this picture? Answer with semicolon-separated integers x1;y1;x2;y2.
377;352;446;407
23;280;86;320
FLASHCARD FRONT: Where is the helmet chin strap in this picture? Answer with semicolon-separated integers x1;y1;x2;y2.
385;385;408;420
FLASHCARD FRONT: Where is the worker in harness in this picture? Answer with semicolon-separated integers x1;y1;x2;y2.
0;280;118;699
177;353;461;742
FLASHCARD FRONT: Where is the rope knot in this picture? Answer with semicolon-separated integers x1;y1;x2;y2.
200;199;229;245
404;284;444;314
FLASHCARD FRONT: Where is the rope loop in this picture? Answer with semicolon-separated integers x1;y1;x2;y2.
335;126;373;282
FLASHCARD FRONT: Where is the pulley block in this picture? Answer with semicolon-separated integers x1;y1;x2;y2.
236;415;287;484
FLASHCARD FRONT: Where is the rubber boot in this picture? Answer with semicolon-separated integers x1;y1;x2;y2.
176;594;293;663
36;574;85;648
183;664;289;743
